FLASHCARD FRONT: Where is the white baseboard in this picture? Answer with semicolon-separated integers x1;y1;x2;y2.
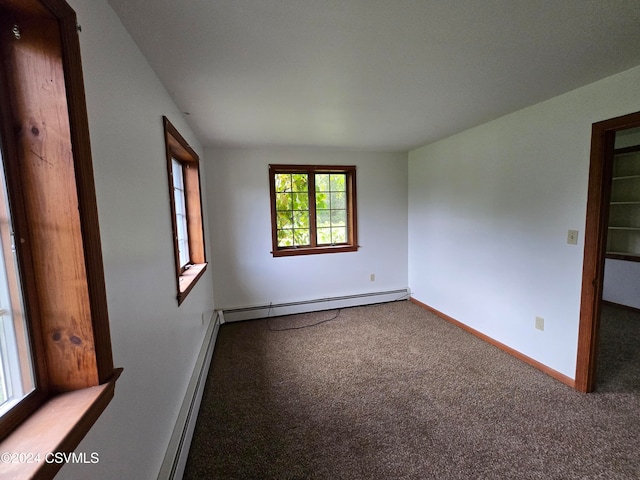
221;288;411;322
157;310;221;480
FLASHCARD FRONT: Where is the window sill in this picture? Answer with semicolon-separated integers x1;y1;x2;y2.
0;368;122;480
177;262;207;305
272;245;358;257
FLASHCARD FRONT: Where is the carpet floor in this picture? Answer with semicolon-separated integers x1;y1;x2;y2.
184;300;640;479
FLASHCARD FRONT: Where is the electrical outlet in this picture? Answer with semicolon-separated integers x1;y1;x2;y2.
535;316;544;331
369;273;375;282
567;230;578;245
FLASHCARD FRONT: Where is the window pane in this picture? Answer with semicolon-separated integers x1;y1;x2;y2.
315;192;328;209
291;174;307;192
293;229;310;246
172;158;190;268
332;227;347;244
275;173;292;193
331;209;346;226
275;172;310;248
314;172;349;245
277;229;293;247
277;212;293;229
315;173;330;192
330;174;346;191
0;147;34;415
276;193;292;211
173;184;185;213
292;193;308;211
316;209;331;227
293;211;309;229
317;227;332;244
331;191;346;209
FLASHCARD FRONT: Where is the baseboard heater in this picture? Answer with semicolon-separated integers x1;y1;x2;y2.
222;288;411;322
157;310;221;480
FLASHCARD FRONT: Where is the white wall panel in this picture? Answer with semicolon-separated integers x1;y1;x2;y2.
59;1;215;478
603;259;640;310
205;147;408;313
409;65;640;379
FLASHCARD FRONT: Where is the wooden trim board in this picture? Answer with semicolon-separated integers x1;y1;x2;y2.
410;298;576;389
0;368;122;480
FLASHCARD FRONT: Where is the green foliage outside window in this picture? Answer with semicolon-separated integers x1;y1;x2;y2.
275;172;348;247
275;173;310;247
316;173;346;244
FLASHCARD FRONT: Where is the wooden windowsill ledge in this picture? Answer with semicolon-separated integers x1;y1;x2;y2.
0;368;122;480
177;262;207;305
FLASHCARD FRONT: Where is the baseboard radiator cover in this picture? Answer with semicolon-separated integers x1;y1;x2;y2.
222;288;411;322
157;310;221;480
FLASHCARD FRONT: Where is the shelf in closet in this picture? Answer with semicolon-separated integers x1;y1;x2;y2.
606;146;640;262
612;174;640;180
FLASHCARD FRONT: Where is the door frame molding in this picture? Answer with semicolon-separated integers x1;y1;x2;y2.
575;110;640;392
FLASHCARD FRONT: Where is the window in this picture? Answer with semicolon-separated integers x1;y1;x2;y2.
0;149;34;418
164;117;207;304
172;158;191;269
269;165;358;256
0;0;119;478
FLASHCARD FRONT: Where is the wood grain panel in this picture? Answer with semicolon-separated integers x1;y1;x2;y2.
185;164;205;263
1;11;98;391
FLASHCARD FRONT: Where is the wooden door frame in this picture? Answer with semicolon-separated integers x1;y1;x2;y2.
575;110;640;392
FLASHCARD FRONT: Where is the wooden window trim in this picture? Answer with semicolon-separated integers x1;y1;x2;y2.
0;0;120;477
0;369;121;480
163;117;208;304
269;164;358;257
576;110;640;393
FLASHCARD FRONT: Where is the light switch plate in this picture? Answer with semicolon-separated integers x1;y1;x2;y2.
567;230;578;245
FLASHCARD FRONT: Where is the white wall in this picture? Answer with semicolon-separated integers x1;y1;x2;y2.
408;65;640;379
59;1;215;478
205;147;408;319
603;259;640;310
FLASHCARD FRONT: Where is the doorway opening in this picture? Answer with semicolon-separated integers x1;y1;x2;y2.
576;110;640;392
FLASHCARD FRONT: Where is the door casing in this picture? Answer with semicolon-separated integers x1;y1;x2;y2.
575;110;640;392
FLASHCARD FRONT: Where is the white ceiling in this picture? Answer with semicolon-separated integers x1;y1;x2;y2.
107;0;640;151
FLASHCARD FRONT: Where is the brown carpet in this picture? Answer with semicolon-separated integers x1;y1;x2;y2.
184;300;640;479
